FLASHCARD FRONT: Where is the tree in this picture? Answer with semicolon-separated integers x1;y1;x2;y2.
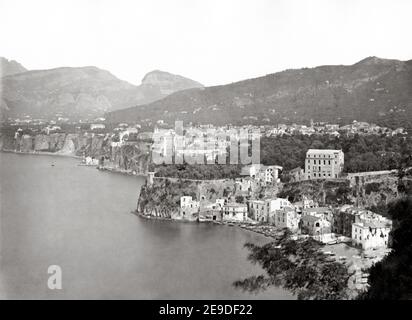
235;195;244;203
234;229;351;299
358;197;412;300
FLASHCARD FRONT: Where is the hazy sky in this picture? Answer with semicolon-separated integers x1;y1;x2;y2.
1;0;412;86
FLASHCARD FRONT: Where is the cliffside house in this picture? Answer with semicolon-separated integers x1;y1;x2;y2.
42;125;61;135
332;206;392;241
180;196;200;219
301;207;333;222
304;149;344;180
289;167;305;182
274;207;301;232
262;165;283;184
300;215;332;236
84;156;99;166
293;198;317;213
242;164;283;184
249;198;293;223
332;205;359;237
90;123;106;131
199;201;222;221
222;203;248;222
352;221;391;249
234;178;253;194
248;200;266;222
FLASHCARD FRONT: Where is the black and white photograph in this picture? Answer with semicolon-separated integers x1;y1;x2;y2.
1;0;412;306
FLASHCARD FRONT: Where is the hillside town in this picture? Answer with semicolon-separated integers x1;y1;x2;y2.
137;148;401;294
3;115;408;140
1;116;410;296
171;149;392;250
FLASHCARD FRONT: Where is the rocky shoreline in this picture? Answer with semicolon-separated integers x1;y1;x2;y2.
97;165;147;177
133;209;373;299
1;148;82;159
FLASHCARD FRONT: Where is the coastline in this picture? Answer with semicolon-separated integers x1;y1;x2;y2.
97;165;147;177
133;210;282;239
1;148;82;159
2;150;370;298
133;210;370;298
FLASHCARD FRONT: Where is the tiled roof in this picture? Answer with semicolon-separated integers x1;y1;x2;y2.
307;149;342;155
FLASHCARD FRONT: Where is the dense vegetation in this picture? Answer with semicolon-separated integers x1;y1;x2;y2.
138;179;198;213
106;57;412;128
261;134;412;173
148;134;412;180
278;179;353;206
359;197;412;300
234;229;351;299
150;163;242;180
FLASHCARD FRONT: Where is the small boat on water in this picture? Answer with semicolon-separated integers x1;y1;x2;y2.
51;163;55;167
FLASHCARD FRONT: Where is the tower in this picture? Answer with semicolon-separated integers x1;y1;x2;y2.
147;171;155;187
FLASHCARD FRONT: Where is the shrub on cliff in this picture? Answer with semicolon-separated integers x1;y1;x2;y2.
234;229;352;300
358;197;412;300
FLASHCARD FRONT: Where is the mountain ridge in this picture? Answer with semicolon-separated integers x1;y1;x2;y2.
105;57;412;128
0;57;27;77
1;65;204;120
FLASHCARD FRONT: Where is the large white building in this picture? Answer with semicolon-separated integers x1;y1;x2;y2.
304;149;344;180
249;198;293;222
242;164;283;184
222;203;248;222
352;221;391;249
274;207;300;231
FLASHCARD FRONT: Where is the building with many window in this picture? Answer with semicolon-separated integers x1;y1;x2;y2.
274;207;300;231
352;221;391;249
222;203;248;222
304;149;344;180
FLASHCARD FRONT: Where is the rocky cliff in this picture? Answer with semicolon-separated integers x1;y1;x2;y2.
137;178;242;219
278;175;409;209
0;132;150;173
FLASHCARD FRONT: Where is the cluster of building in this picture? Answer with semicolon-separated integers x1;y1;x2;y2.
179;195;392;250
152;125;260;164
175;146;392;251
240;163;283;185
263;120;407;137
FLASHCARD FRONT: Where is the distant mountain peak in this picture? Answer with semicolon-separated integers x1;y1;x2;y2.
106;56;412;128
355;56;397;65
1;63;204;120
0;57;27;77
141;69;203;85
140;69;203;95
